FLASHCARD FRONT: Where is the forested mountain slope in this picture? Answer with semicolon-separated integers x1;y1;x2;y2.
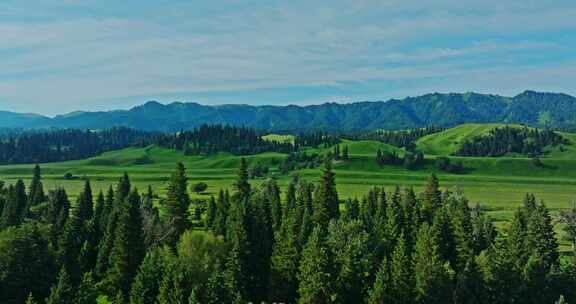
2;90;576;131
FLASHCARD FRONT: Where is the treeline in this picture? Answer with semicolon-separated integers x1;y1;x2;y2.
456;126;568;157
356;126;444;148
376;148;425;170
1;162;574;303
0;127;154;164
155;125;339;156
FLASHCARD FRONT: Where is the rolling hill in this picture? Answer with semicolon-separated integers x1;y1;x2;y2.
2;90;576;131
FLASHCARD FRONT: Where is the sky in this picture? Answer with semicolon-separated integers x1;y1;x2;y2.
0;0;575;116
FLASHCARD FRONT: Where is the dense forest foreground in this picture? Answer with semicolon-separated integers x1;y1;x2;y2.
1;160;575;304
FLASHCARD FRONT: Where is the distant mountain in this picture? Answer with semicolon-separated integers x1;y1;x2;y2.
3;91;576;131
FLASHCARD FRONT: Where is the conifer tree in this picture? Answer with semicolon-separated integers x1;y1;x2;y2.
28;164;45;206
46;268;75;304
368;257;391;304
206;195;217;229
297;227;334;304
26;293;37;304
389;233;414;303
163;162;191;247
263;178;282;232
414;223;452;304
234;158;251;202
313;161;339;227
385;187;403;251
129;247;166;304
327;219;372;303
212;189;229;237
103;188;145;298
270;202;300;303
433;207;458;268
223;200;250;303
526;201;559;267
1;180;27;228
76;272;97;304
421;174;442;222
453;259;484;304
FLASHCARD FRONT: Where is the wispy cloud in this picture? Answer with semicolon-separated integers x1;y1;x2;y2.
0;0;575;114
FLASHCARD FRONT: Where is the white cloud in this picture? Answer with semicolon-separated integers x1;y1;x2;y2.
0;0;574;114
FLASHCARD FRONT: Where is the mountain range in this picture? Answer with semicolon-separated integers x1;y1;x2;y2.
2;90;576;132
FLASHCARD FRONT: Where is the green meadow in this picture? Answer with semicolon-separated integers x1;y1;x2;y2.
0;124;575;247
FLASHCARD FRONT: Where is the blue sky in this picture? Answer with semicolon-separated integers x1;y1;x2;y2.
0;0;575;115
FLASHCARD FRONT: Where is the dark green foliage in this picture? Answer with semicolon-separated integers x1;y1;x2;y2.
28;164;45;206
421;174;442;222
368;257;390;304
0;127;154;164
358;126;444;148
1;179;27;228
456;126;567;157
414;223;452;304
435;156;464;173
46;268;75;304
559;201;576;250
453;259;485;304
76;272;98;304
389;233;414;303
297;227;335;304
0;222;56;304
327;219;372;303
191;182;208;194
313;161;339;228
102;188;145;297
129;247;166;304
162;162;191;246
234;158;251;202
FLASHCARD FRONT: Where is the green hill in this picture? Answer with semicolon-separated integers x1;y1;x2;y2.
416;123;533;155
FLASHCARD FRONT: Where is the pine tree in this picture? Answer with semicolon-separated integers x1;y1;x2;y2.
421;174;442;222
25;293;37;304
28;164;45;206
76;272;97;304
389;233;414;303
297;227;334;304
223;200;250;303
368;257;391;304
102;188;145;297
270;203;300;303
206;195;217;229
414;223;452;304
327;219;372;303
129;248;165;304
453;259;484;304
313;161;339;228
1;180;27;228
212;189;229;237
46;268;75;304
163;162;191;247
234;158;251;202
263;178;282;232
526;201;559;267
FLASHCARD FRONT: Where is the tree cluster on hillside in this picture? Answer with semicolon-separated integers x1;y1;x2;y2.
156;124;296;156
294;131;340;149
0;128;154;164
435;157;465;173
356;126;444;149
0;163;573;303
456;126;568;157
376;148;425;170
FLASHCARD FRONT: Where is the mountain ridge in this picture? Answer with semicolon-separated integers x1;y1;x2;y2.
2;90;576;131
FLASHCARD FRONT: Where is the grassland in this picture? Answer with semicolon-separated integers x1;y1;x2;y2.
1;124;575;248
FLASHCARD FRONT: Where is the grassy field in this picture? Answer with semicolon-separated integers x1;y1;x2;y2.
1;124;575;248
